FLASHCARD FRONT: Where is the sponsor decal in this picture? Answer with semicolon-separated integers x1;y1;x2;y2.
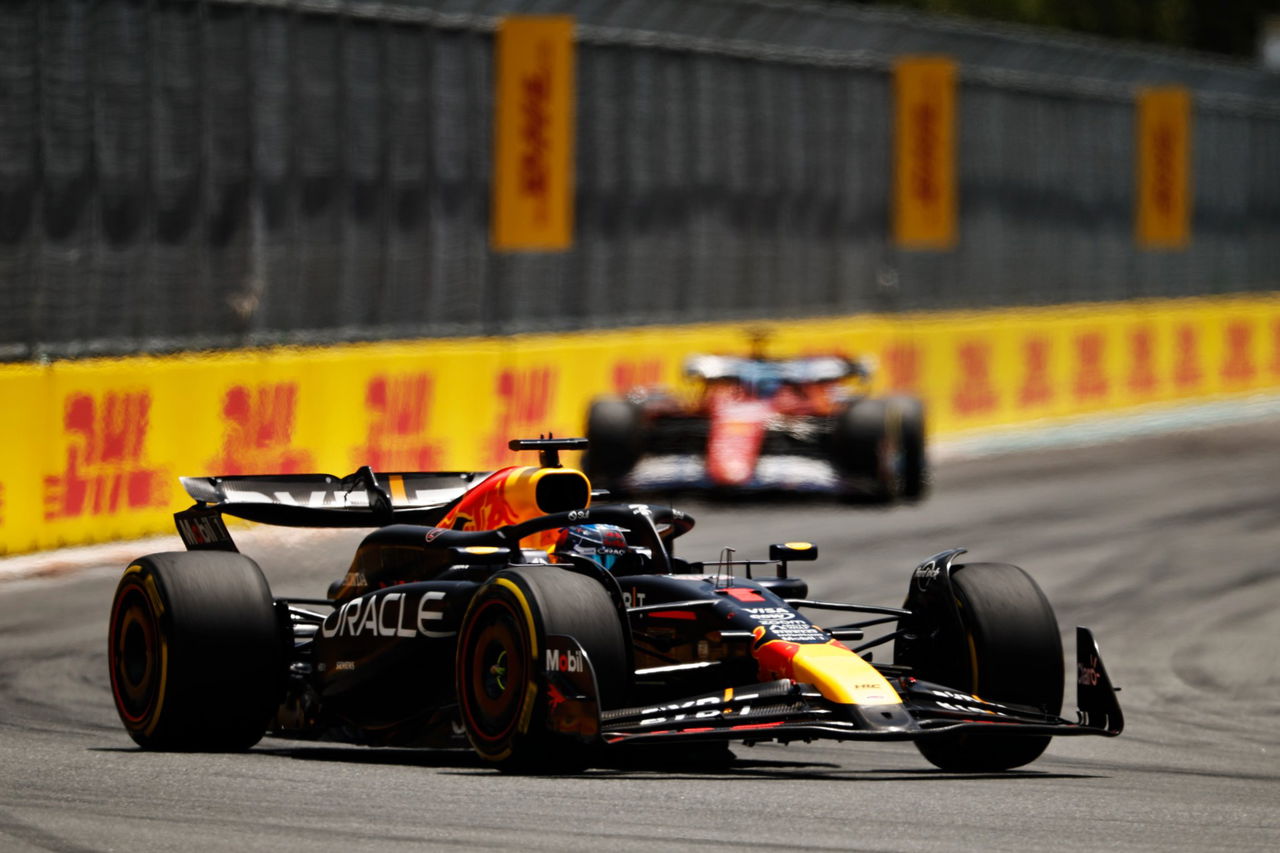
1221;321;1256;383
1078;654;1102;687
1271;319;1280;378
927;687;1003;716
547;683;567;712
1017;336;1052;408
746;607;827;643
174;511;233;550
914;560;941;592
424;528;444;543
882;341;921;393
352;373;444;470
621;588;647;608
319;590;449;639
612;358;663;392
1073;332;1108;401
1173;324;1203;389
637;691;761;727
893;57;957;249
334;661;355;672
1127;326;1158;395
545;647;585;674
491;16;575;250
208;383;312;475
1136;87;1191;249
952;341;998;416
487;366;558;466
338;571;368;591
43;391;169;520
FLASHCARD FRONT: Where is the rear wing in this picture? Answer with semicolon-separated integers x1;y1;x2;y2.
175;465;485;550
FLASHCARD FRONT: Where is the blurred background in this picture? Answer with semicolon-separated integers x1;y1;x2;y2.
3;0;1278;359
2;0;1279;554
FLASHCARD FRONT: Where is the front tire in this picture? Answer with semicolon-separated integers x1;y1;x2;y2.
107;551;285;751
456;567;627;771
907;563;1064;771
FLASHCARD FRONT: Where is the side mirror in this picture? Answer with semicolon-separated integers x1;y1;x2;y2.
769;542;817;578
769;542;818;562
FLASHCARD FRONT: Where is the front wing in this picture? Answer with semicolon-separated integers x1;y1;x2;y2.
598;627;1123;747
624;454;845;494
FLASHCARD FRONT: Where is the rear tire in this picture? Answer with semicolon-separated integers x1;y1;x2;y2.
908;563;1064;771
456;567;627;771
584;397;643;484
107;551;284;751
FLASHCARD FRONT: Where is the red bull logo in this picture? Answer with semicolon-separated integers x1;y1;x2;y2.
43;391;169;520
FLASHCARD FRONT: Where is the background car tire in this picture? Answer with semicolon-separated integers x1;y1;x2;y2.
583;397;643;485
456;566;627;771
831;398;898;501
107;551;285;751
905;562;1065;771
886;394;927;500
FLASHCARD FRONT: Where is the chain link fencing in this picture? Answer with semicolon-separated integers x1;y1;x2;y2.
2;0;1278;360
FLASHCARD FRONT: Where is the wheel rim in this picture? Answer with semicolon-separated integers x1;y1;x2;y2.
461;597;529;745
109;583;161;726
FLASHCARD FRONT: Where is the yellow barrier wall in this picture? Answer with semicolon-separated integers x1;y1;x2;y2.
3;294;1279;554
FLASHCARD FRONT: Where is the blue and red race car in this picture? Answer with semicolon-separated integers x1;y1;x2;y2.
585;351;926;501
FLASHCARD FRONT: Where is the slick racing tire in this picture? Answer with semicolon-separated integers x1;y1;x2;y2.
909;563;1064;772
584;397;643;484
831;398;899;501
887;395;927;500
456;566;627;771
107;552;285;751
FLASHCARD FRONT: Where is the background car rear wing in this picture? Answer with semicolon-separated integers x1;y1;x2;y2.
175;466;485;549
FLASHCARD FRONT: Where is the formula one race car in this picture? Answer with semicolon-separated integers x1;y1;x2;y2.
108;438;1121;772
584;351;926;501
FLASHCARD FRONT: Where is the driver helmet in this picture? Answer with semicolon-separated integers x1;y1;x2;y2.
553;524;630;571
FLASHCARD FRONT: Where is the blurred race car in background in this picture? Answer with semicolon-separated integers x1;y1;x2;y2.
584;350;926;501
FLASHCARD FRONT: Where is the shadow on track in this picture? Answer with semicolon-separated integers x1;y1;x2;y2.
97;741;1100;782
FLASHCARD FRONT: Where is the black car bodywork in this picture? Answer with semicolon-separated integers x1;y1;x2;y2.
108;440;1122;771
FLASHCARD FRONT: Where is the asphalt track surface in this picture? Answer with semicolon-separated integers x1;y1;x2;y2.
2;418;1278;852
